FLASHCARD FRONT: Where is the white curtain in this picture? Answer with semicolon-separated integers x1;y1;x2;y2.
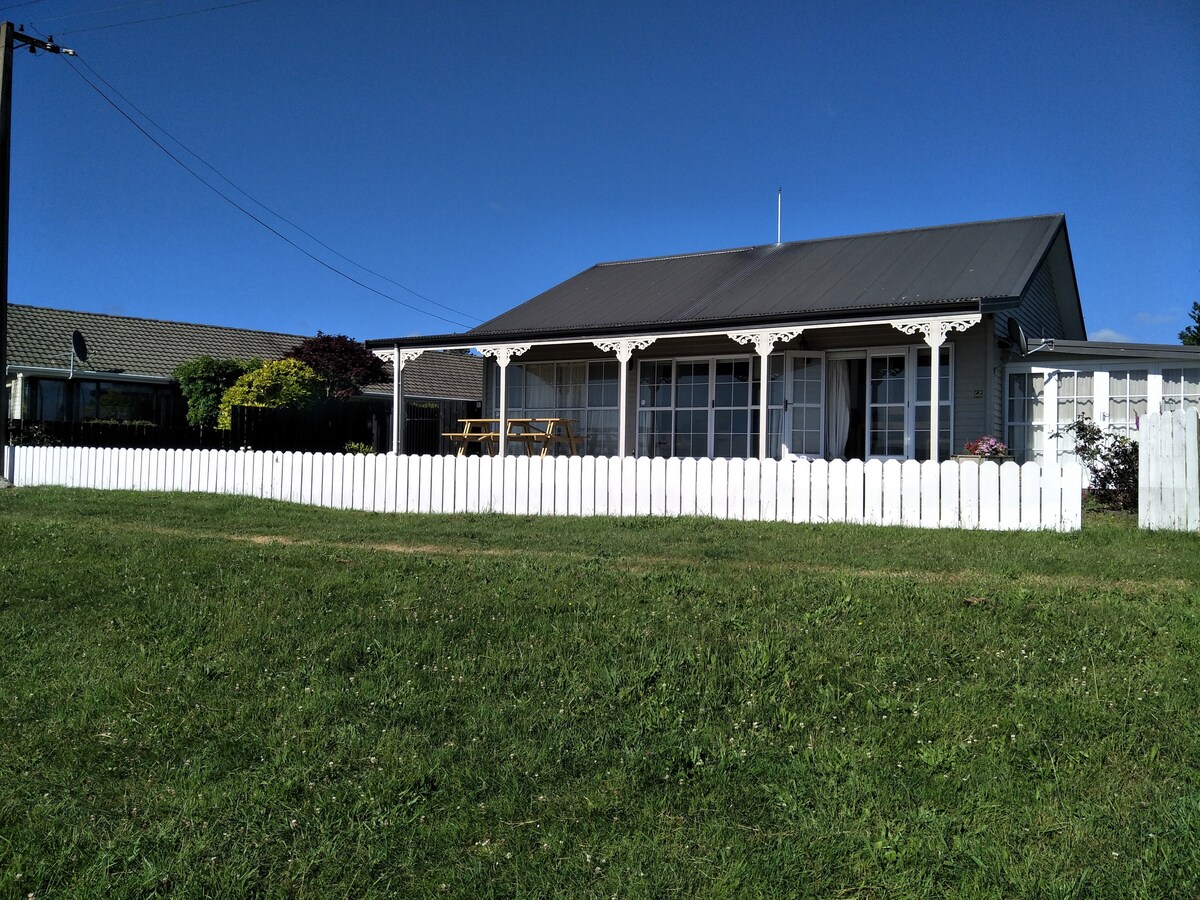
826;360;851;460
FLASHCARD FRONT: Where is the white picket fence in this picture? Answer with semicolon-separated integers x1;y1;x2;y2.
1139;409;1200;531
2;445;1083;531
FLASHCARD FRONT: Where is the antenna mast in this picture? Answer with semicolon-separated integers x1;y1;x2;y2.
776;188;781;244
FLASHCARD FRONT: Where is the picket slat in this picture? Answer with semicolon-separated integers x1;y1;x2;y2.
919;461;940;529
900;460;921;528
862;459;882;525
999;461;1021;531
696;457;713;517
810;460;828;523
827;460;846;523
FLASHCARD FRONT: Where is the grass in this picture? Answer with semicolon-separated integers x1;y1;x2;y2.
0;487;1197;898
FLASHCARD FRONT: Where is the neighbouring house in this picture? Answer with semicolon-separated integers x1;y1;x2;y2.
5;304;306;426
366;213;1200;464
5;304;482;451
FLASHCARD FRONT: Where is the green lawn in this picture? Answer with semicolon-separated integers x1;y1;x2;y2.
1;487;1197;898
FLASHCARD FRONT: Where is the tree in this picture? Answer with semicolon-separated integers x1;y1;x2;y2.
1181;301;1200;346
217;359;322;429
172;356;259;429
286;332;387;399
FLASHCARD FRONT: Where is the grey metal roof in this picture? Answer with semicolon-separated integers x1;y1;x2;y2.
472;214;1065;339
368;214;1067;348
8;304;483;400
1036;340;1200;362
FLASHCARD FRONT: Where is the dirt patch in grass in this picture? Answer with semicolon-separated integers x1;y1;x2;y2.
116;520;1190;598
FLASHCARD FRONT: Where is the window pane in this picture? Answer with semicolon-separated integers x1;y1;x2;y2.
673;409;708;457
637;410;672;458
525;363;555;412
675;361;710;409
587;361;618;408
639;361;672;409
556;362;587;410
585;409;618;457
715;359;752;408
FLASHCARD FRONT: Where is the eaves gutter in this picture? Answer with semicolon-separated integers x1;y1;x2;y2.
5;364;172;385
366;300;984;351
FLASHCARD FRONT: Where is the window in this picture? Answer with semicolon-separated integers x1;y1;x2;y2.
1054;370;1094;456
785;355;823;457
713;358;757;458
1107;369;1147;438
1006;372;1046;463
1162;367;1200;414
867;354;906;457
672;361;709;458
637;360;674;458
494;360;620;455
34;379;66;421
637;356;763;459
585;361;619;456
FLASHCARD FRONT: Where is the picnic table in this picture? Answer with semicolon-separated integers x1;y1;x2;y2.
443;417;581;457
442;418;502;456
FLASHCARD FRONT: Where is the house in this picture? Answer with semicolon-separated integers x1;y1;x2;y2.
5;305;483;451
1005;339;1200;463
5;304;307;426
367;213;1199;465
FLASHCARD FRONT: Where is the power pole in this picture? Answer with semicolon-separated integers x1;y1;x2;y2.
0;22;72;455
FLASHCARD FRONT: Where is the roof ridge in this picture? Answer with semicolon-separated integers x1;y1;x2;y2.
589;213;1064;269
595;246;754;267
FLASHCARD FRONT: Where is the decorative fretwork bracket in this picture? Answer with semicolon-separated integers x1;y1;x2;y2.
892;315;981;347
593;337;657;363
476;345;531;367
373;347;425;371
728;329;803;356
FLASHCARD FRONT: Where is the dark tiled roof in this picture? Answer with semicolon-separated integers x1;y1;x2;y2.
8;304;482;400
377;214;1064;345
363;351;483;401
7;304;306;377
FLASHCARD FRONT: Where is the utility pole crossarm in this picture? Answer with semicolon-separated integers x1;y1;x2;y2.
10;25;75;56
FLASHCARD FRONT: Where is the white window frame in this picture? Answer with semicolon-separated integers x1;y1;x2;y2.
1004;361;1200;464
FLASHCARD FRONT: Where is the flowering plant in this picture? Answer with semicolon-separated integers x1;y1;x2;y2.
963;435;1009;458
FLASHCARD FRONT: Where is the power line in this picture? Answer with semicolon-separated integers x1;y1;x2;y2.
30;1;159;24
59;0;267;35
66;53;477;323
0;0;49;14
60;53;477;330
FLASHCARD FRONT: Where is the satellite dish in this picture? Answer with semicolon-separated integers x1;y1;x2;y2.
72;329;89;363
1006;317;1028;357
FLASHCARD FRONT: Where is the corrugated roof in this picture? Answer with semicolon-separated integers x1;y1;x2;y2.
8;304;483;401
462;214;1066;340
1041;340;1200;362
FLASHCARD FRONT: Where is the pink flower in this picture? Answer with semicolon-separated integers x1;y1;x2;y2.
964;435;1009;458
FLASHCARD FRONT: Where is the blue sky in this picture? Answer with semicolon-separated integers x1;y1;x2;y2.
5;0;1198;344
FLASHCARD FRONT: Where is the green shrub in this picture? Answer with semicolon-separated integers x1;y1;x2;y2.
1053;417;1139;511
343;441;375;455
216;359;321;430
172;356;259;429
